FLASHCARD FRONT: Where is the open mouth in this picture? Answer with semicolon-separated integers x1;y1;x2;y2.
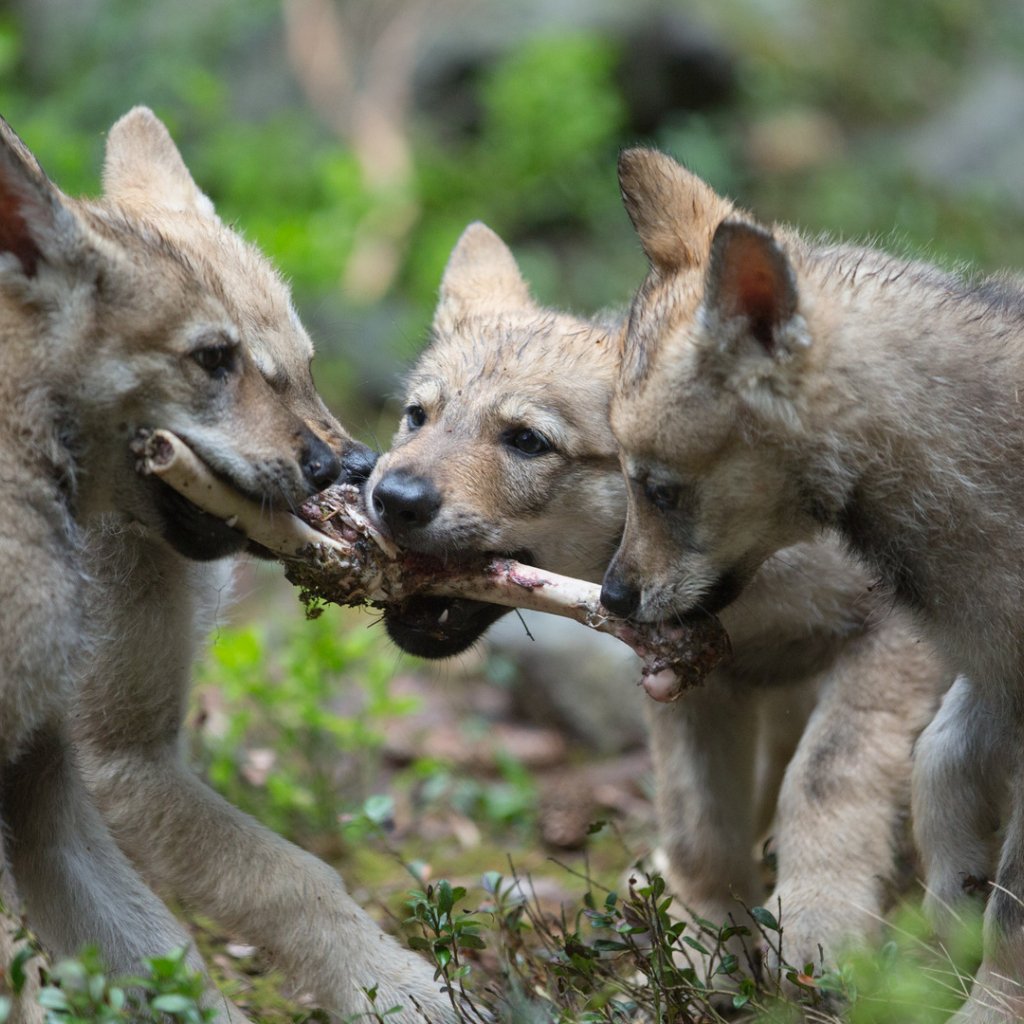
149;475;251;561
140;431;293;562
383;595;512;659
383;547;532;659
695;567;748;616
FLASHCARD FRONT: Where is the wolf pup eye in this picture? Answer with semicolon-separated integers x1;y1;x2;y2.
191;342;238;380
505;427;552;457
405;404;427;430
643;479;681;511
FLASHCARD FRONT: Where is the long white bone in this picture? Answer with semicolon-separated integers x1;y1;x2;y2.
135;429;729;698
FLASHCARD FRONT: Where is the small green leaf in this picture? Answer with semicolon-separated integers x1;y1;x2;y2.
715;954;739;975
88;971;107;1002
10;946;33;994
751;906;780;932
437;881;454;917
152;993;195;1013
37;987;71;1011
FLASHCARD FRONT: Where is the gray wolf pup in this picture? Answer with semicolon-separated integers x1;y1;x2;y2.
365;221;945;979
0;108;451;1022
603;146;1024;1022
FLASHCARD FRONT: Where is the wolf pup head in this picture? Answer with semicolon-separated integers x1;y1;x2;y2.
602;148;819;623
0;107;374;561
368;222;624;657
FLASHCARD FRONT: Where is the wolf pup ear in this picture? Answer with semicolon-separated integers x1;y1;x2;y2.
704;220;799;356
436;221;534;319
0;115;79;278
618;148;731;273
102;106;217;219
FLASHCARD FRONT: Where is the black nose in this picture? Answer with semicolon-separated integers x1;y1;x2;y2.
371;470;441;539
301;434;342;491
340;442;378;485
600;571;641;618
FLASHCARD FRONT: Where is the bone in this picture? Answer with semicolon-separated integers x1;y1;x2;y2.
134;429;730;696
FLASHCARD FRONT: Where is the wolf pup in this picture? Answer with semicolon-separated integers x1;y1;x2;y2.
0;109;451;1023
365;222;946;979
603;146;1024;1022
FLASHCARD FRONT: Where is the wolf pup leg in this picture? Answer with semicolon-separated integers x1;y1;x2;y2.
913;677;1008;932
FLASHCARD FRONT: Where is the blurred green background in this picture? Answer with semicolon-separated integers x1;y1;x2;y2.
7;0;1024;443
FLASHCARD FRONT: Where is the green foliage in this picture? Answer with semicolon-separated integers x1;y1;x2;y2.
194;605;418;840
192;118;378;293
406;32;630;315
409;751;538;833
35;946;213;1024
406;881;486;989
817;903;982;1024
390;868;987;1024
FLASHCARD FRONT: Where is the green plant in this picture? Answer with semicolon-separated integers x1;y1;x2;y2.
405;880;488;1022
406;751;538;835
35;946;213;1024
194;604;419;841
406;31;630;316
390;859;990;1024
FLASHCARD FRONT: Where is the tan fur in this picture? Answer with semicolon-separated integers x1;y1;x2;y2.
0;109;451;1022
607;147;1024;1021
368;222;948;981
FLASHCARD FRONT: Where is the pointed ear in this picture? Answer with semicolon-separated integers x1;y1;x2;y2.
704;220;798;355
0;115;80;277
436;221;534;318
618;148;732;273
102;106;217;218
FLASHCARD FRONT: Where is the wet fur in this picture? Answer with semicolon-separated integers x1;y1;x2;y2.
608;147;1024;1022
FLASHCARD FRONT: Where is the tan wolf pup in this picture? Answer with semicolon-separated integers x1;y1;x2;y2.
602;146;1024;1023
0;109;452;1023
364;221;945;979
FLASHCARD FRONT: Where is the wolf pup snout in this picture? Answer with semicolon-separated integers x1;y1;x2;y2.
300;431;342;491
339;440;377;485
370;468;442;540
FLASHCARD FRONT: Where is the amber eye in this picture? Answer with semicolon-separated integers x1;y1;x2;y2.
505;427;552;457
405;404;426;430
191;343;237;380
643;479;680;511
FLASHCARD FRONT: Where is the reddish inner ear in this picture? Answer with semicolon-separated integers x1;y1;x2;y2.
711;223;795;353
0;189;41;276
734;262;782;351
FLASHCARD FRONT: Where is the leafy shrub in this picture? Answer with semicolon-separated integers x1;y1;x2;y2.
193;604;418;842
